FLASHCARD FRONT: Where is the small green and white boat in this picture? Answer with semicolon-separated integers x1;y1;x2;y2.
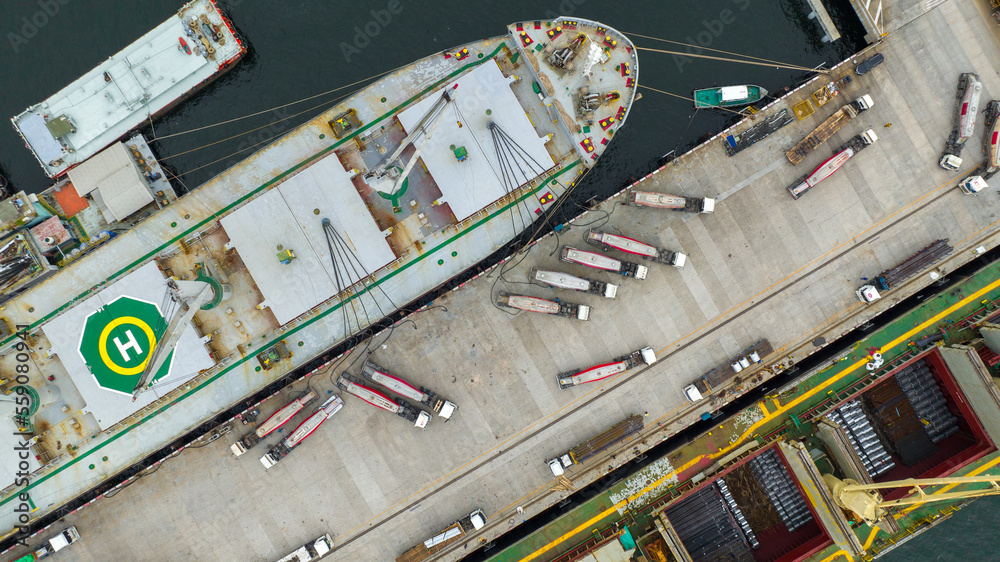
693;84;767;109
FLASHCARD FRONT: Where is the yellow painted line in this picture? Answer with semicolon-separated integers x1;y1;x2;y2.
518;275;1000;561
773;398;781;410
863;524;882;550
819;549;853;562
759;402;770;416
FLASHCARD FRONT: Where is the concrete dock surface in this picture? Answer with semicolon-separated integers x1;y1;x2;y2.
14;1;1000;560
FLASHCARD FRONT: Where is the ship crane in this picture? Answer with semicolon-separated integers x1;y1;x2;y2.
823;473;1000;526
365;85;458;196
131;278;219;400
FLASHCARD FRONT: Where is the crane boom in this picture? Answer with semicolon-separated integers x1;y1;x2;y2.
132;279;215;400
823;473;1000;524
366;86;457;195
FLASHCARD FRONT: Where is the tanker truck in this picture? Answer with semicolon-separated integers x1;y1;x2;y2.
940;72;983;171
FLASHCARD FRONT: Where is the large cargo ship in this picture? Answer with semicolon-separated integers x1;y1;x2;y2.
0;17;638;546
11;0;245;178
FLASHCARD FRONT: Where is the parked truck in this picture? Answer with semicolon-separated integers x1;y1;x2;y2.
546;414;644;476
12;526;80;562
958;100;1000;195
362;362;457;420
337;374;431;429
275;534;334;562
786;94;874;165
683;340;773;401
395;509;487;562
260;395;345;469
531;268;618;298
585;229;687;268
625;190;715;213
557;347;656;389
856;239;953;303
787;129;878;199
561;247;648;279
496;292;590;320
231;390;317;456
940;72;983;171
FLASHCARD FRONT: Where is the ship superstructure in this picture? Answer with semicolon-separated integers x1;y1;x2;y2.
0;18;637;540
11;0;245;178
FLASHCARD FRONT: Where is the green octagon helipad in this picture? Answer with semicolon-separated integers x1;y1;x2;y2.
79;296;174;395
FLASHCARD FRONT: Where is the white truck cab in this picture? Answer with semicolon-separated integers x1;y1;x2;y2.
701;198;716;213
860;128;878;145
940;154;962;171
683;384;704;402
469;509;487;530
640;347;657;365
960;175;988;195
856;94;874;110
547;453;573;476
415;410;432;429
438;400;458;421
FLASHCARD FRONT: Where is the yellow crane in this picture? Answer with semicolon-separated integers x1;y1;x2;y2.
823;473;1000;526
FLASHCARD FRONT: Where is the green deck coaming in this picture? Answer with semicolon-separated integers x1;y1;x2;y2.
0;41;588;510
0;41;508;352
490;492;622;562
489;263;1000;562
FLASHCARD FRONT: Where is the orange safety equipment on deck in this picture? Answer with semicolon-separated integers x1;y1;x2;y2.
580;138;595;153
519;31;533;47
547;26;562;40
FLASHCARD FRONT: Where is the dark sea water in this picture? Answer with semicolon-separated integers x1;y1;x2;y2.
0;0;864;200
0;1;993;559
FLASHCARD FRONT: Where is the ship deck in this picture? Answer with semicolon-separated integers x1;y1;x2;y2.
10;0;243;178
0;17;641;558
5;1;1000;560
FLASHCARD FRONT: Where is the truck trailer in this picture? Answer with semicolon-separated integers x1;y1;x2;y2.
531;268;618;298
684;340;773;401
940;72;983;171
856;239;952;303
561;247;648;279
557;347;656;389
786;94;874;165
496;292;591;320
231;390;318;456
260;395;345;469
337;374;431;429
275;534;334;562
547;414;644;476
958;100;1000;195
787;129;878;199
625;190;715;213
585;229;687;268
362;362;457;420
395;509;487;562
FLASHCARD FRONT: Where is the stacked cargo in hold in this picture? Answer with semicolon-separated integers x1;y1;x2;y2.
717;479;759;549
895;361;959;443
826;399;895;477
664;485;755;561
748;449;814;532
